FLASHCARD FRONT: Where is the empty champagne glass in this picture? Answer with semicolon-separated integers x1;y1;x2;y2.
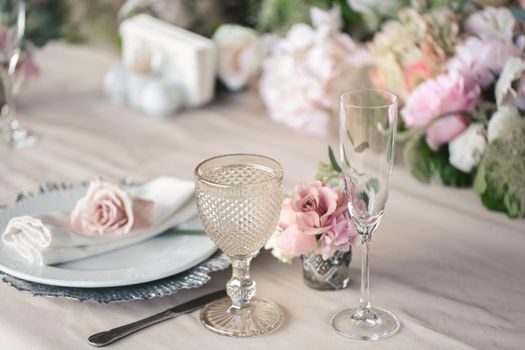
331;89;400;341
0;0;35;149
195;154;284;337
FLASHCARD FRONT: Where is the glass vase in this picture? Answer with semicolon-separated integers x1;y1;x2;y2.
301;249;352;291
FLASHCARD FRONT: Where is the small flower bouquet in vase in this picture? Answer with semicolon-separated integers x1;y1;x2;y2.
266;149;359;290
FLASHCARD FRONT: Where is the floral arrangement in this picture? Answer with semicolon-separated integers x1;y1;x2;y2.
265;160;359;262
116;1;525;219
366;3;525;217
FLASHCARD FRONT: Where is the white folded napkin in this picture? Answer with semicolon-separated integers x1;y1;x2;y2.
1;177;197;265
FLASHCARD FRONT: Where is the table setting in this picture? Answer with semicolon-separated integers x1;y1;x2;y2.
1;1;525;350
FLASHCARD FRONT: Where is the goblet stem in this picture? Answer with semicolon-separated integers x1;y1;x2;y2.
227;255;256;309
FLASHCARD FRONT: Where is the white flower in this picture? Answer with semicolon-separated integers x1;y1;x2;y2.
465;7;515;42
212;24;262;91
495;57;525;108
264;230;297;263
449;123;487;172
259;18;367;137
487;106;521;143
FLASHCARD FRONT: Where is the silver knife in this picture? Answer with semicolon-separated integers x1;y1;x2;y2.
88;289;227;347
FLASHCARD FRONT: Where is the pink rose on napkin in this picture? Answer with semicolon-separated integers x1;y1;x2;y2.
70;178;153;236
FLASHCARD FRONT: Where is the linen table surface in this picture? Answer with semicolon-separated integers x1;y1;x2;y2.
0;43;523;350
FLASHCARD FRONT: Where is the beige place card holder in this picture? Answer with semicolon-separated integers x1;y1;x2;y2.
120;14;217;107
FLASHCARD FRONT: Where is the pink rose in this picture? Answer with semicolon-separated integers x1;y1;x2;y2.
274;181;357;259
291;181;340;235
318;211;359;260
402;72;480;129
278;198;296;230
70;178;153;236
425;115;469;151
277;225;317;255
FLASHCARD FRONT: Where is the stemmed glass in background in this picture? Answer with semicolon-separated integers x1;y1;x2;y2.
195;154;284;337
0;0;35;149
331;89;400;341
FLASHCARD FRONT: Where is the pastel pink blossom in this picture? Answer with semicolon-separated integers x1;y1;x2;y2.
70;178;153;236
278;198;296;230
425;115;469;151
448;37;523;87
277;225;317;255
290;181;340;235
402;72;480;130
318;211;358;260
275;181;357;259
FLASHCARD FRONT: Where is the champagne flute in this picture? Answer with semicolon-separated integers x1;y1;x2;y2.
194;154;284;337
0;0;35;149
331;88;400;341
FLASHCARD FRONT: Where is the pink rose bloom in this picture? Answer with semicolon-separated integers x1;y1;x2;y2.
318;211;358;260
402;72;480;129
70;178;153;236
425;115;469;151
290;181;340;235
278;198;296;230
275;181;356;258
277;225;317;255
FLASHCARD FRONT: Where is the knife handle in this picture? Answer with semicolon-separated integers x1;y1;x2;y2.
88;309;177;347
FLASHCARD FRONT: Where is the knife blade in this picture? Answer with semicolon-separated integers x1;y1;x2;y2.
88;289;227;347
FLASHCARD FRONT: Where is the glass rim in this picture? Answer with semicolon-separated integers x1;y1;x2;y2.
339;88;399;109
194;153;284;188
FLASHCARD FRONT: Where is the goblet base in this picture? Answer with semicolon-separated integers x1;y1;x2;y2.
331;306;400;341
200;297;284;338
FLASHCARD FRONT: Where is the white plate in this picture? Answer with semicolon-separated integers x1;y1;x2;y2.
0;186;217;288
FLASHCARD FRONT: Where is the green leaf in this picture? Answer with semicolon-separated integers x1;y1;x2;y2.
511;7;525;23
504;194;520;218
403;136;431;184
473;162;487;196
420;140;474;187
346;130;354;146
163;228;206;236
366;178;380;193
358;191;369;208
354;141;370;153
328;146;342;173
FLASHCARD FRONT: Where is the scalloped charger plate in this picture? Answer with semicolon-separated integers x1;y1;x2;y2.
0;186;217;288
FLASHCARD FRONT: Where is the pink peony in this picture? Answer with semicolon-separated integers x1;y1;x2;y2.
70;178;153;236
448;37;524;88
403;72;480;128
425;115;469;151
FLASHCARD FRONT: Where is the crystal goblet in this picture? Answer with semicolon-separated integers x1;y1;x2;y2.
331;88;400;341
194;154;284;337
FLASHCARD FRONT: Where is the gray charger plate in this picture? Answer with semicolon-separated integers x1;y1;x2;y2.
0;180;230;302
0;251;229;303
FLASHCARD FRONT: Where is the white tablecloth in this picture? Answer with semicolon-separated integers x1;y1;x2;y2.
0;43;523;350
